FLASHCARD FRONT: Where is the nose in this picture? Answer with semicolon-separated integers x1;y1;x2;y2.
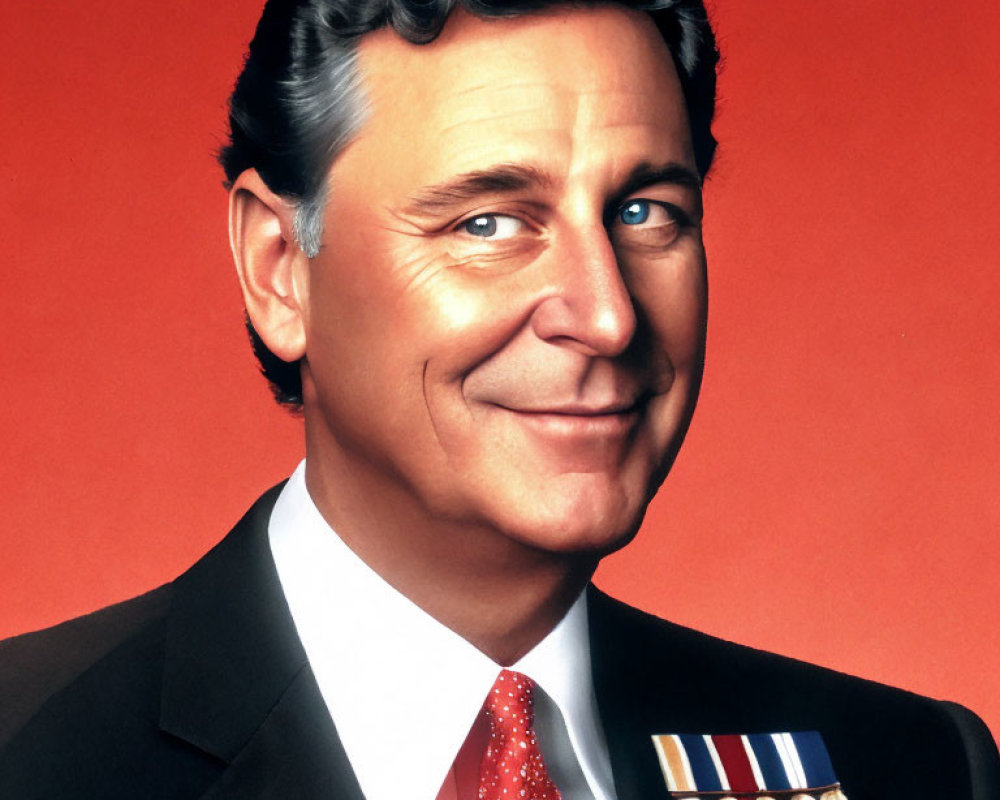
530;225;637;357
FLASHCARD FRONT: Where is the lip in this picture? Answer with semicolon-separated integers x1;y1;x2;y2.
490;397;646;437
505;400;640;416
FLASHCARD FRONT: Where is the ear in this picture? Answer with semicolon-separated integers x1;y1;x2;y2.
229;169;310;362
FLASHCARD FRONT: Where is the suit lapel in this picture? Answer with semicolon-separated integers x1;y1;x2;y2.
198;664;365;800
587;586;672;800
158;485;364;800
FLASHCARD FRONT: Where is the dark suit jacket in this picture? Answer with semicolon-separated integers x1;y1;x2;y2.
1;485;998;799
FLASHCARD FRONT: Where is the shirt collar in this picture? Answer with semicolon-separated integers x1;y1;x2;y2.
268;460;613;800
513;599;615;798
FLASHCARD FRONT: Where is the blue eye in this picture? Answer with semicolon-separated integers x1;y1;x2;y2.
619;201;650;225
460;214;524;239
464;215;498;237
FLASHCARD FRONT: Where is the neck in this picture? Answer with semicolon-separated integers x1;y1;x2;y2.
303;444;599;666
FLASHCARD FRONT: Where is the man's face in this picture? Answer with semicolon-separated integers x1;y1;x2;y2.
301;5;707;555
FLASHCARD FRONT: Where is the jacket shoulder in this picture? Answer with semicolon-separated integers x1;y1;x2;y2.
0;488;288;799
0;584;172;747
588;588;1000;799
590;585;972;710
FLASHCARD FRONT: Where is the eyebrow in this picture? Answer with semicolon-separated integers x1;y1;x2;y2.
401;160;701;219
610;162;702;207
402;164;554;217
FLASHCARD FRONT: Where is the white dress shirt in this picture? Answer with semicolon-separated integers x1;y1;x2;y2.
268;461;617;800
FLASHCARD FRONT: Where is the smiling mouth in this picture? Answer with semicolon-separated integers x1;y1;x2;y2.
491;395;649;436
498;392;649;416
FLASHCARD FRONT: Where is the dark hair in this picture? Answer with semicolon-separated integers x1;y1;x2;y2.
220;0;720;407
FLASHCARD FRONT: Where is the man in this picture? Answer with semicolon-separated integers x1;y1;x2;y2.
0;1;997;799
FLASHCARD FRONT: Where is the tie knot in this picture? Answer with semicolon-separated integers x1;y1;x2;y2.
478;670;561;800
485;669;536;729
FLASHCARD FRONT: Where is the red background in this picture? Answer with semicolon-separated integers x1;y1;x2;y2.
2;1;998;738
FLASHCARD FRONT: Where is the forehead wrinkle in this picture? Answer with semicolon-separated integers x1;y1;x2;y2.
432;95;572;138
435;109;567;138
447;79;570;99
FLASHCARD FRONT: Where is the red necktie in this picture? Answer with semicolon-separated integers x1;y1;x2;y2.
478;670;562;800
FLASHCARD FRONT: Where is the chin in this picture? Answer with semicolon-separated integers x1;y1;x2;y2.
484;475;650;557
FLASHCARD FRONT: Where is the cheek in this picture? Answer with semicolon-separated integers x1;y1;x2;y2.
631;251;707;366
306;227;443;366
402;266;543;380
